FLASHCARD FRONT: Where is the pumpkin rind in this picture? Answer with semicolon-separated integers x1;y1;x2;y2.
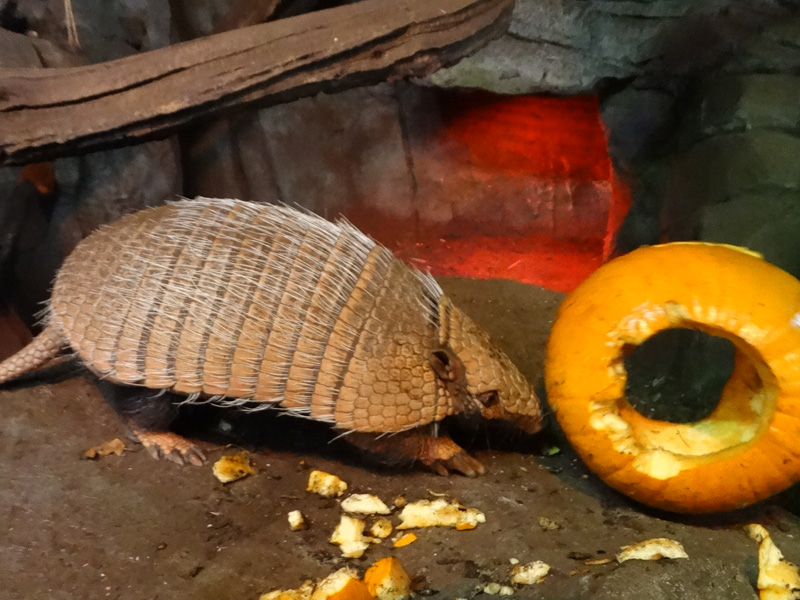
545;242;800;513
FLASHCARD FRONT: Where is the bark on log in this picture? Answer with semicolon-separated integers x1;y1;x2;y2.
0;0;513;165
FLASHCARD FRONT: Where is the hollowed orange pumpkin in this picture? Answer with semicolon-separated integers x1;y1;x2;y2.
545;242;800;513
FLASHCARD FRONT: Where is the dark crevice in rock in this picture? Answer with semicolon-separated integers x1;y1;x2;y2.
0;1;28;34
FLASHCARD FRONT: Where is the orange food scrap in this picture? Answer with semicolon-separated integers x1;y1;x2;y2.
212;452;255;483
392;533;417;548
84;438;127;459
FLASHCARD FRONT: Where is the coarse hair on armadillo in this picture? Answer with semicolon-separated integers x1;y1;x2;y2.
38;197;458;433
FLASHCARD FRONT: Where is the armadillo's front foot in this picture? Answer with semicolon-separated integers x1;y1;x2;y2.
421;436;486;478
346;430;486;477
130;429;207;466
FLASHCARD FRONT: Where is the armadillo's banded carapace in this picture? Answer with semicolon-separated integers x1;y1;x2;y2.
47;198;453;432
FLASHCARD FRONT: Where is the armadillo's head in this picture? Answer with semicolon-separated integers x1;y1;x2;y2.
435;299;543;434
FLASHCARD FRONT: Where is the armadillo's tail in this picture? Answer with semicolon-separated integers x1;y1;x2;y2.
0;325;67;385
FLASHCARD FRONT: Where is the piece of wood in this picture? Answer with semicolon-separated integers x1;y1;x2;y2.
0;0;513;165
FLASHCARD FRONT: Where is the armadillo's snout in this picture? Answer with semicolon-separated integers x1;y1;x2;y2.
497;382;545;434
473;374;544;435
513;412;544;435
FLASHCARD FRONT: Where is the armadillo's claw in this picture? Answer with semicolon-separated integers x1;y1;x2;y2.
132;429;207;466
431;452;486;478
343;430;487;477
431;461;451;477
419;435;486;477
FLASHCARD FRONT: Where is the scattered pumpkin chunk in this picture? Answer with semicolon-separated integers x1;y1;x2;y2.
392;533;417;548
311;568;372;600
307;470;348;498
363;557;412;600
84;438;127;459
616;538;688;562
330;515;377;558
746;524;800;600
395;498;485;530
511;561;551;584
482;582;514;595
259;580;314;600
370;519;393;539
288;510;307;531
341;494;391;515
212;452;255;483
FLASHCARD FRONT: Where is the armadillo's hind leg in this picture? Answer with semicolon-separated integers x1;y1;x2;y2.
0;325;66;384
345;428;486;477
100;383;206;466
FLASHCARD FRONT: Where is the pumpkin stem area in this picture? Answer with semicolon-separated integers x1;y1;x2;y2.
623;329;735;423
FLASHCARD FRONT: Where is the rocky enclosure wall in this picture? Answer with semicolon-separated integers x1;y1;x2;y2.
1;0;799;329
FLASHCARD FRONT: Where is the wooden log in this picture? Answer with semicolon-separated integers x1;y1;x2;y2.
0;0;513;165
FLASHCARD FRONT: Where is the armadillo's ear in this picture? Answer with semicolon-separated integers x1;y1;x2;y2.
429;348;457;381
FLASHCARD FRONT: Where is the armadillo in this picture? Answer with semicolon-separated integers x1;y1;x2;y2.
0;198;542;475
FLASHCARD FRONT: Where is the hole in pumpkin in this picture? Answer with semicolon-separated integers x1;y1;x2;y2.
623;328;736;423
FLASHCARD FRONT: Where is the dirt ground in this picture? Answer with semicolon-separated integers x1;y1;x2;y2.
2;277;799;600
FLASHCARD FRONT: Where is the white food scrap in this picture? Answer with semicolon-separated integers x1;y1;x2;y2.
341;493;391;515
511;561;551;585
306;470;348;498
288;510;307;531
310;568;372;600
330;515;378;558
212;452;255;483
396;498;485;531
259;579;314;600
369;518;393;539
538;516;561;531
260;566;379;600
482;582;514;596
616;538;688;563
746;524;800;600
585;558;614;566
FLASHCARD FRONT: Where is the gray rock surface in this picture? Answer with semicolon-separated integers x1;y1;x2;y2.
183;84;414;226
10;0;173;61
52;140;182;251
424;0;761;95
687;74;800;139
3;140;182;324
0;27;41;67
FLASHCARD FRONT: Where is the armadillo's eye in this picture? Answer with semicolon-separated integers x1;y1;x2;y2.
477;390;499;408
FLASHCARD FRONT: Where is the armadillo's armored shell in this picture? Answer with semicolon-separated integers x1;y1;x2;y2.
48;198;456;432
